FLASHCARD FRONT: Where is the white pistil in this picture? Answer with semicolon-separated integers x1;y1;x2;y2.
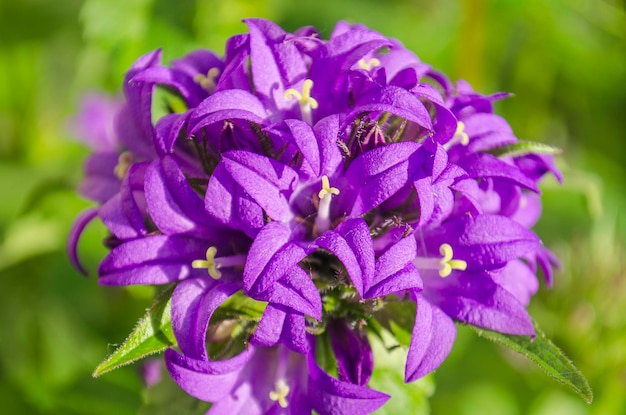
113;151;134;180
315;176;340;235
358;58;381;71
191;247;247;279
443;121;470;150
193;67;221;93
269;379;290;409
413;243;467;278
283;79;318;125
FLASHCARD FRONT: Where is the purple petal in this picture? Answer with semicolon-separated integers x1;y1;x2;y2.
67;207;99;276
328;319;374;386
457;152;540;192
124;50;160;150
252;304;310;354
424;214;541;271
190;90;267;133
349;85;432;130
365;236;422;299
99;164;147;241
244;222;306;295
245;18;308;114
145;156;226;239
308;353;389;415
315;218;374;297
98;235;206;285
425;271;535;335
342;142;421;216
79;152;121;203
218;151;298;222
172;278;241;359
405;296;456;382
165;348;251;402
491;260;539;306
204;162;265;236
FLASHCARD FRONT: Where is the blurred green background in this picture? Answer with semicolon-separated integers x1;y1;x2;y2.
1;0;625;413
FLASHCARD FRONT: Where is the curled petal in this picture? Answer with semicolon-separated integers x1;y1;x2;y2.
315;218;375;297
308;353;389;415
67;207;99;276
165;348;252;402
172;278;242;360
252;304;310;354
405;296;456;382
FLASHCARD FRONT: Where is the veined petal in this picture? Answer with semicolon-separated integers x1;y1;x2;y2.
98;235;207;285
220;151;298;222
244;222;305;295
165;347;252;402
365;236;422;299
205;163;265;236
172;278;242;360
349;85;432;129
458;152;540;192
422;214;541;271
245;18;308;114
252;304;310;354
307;353;389;415
190;90;267;133
405;295;456;382
342;142;421;216
425;271;535;336
328;319;373;386
145;156;226;239
315;218;375;297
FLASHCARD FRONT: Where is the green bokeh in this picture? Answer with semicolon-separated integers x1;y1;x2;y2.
1;0;624;413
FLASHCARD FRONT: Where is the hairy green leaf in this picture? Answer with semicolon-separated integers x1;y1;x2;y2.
487;140;562;158
467;321;593;404
93;285;176;377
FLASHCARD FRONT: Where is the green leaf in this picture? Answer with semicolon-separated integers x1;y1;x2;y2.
487;141;562;158
93;285;176;377
467;320;593;404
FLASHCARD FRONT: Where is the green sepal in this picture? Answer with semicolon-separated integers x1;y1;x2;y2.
93;285;176;377
467;320;593;404
487;140;562;158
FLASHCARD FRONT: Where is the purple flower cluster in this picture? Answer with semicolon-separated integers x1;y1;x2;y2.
70;19;561;414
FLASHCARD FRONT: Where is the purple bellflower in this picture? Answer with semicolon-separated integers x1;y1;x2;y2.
70;18;561;414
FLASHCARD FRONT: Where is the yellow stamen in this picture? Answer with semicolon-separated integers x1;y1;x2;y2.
113;151;134;180
318;175;340;199
269;380;290;409
358;58;381;71
454;121;470;146
284;79;318;124
193;67;221;93
438;243;467;277
192;247;222;279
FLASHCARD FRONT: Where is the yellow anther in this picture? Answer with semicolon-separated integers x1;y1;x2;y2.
358;58;381;71
192;247;222;279
113;151;134;180
193;67;221;93
438;243;467;277
284;79;319;110
454;121;470;146
318;175;340;199
269;380;290;409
